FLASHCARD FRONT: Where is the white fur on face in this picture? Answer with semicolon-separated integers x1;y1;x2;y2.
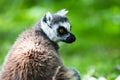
40;20;57;41
59;22;71;32
40;21;71;42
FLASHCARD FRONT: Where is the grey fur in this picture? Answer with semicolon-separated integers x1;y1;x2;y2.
43;14;68;25
1;9;80;80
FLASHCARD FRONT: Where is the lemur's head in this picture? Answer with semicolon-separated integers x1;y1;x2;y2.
40;9;76;43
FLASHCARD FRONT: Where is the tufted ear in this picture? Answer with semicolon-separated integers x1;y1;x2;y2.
43;12;53;23
46;12;53;21
56;9;68;16
43;12;53;27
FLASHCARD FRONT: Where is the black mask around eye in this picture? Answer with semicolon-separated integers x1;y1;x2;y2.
57;26;67;36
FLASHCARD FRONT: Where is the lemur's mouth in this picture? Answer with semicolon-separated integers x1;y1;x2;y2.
62;33;76;43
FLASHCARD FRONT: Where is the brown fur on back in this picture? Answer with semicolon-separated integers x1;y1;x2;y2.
1;26;63;80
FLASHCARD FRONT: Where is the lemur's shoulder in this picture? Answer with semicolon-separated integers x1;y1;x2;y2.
10;27;58;56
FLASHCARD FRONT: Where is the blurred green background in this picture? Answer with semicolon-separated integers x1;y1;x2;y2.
0;0;120;79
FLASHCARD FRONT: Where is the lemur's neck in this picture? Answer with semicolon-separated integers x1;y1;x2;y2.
33;22;59;51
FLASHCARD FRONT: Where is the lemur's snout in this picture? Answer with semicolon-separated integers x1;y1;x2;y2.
63;33;76;43
66;33;76;43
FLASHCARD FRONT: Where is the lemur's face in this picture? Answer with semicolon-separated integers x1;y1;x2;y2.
41;9;76;43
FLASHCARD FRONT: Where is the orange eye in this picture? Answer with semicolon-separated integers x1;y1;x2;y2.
58;27;67;35
59;28;64;34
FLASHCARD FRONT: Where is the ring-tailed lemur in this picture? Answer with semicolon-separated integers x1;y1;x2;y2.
1;9;81;80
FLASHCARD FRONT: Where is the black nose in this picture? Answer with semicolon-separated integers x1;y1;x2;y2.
65;33;76;43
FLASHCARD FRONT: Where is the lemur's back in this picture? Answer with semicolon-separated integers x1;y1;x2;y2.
1;27;62;80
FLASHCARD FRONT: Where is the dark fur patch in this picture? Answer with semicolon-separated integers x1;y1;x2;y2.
52;15;68;24
43;15;47;23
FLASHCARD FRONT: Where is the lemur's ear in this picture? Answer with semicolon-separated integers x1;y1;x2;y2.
56;9;68;16
43;12;53;23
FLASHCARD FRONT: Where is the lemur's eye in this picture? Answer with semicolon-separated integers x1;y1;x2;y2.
58;26;67;35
